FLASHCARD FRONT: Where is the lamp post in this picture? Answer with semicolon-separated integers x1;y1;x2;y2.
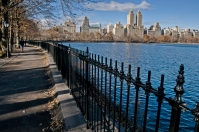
4;21;10;58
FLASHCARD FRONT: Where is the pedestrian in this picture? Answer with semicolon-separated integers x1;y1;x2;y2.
20;39;25;52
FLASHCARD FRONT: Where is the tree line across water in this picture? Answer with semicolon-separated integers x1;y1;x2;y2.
35;29;199;44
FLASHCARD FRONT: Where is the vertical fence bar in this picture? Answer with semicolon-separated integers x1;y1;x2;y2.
71;48;74;96
55;43;57;63
78;50;81;109
133;67;141;132
59;45;61;71
91;54;94;129
80;50;83;113
143;71;151;132
113;60;118;132
76;49;79;106
68;45;71;89
119;62;124;132
169;64;185;132
125;65;132;132
85;47;90;129
56;43;58;67
83;51;86;114
53;43;55;63
65;46;68;83
104;57;108;131
155;74;165;132
97;55;100;132
75;49;78;83
61;45;65;78
54;43;57;65
58;45;60;71
100;56;104;132
94;54;97;131
108;59;112;130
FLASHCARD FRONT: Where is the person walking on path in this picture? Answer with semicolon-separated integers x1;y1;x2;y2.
20;39;25;52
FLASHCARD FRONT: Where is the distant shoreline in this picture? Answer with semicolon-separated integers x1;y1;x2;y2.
57;40;199;45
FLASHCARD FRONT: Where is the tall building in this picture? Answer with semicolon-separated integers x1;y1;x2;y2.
108;9;144;38
113;22;124;37
107;23;114;33
163;26;180;37
172;26;180;32
184;29;192;37
125;9;144;38
147;22;162;37
80;17;89;33
127;10;134;25
80;16;102;34
56;20;76;33
193;30;199;38
81;10;145;39
136;9;142;27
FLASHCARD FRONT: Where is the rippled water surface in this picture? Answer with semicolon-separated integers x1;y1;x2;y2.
63;42;199;132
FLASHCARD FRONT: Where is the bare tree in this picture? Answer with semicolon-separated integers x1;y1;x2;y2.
105;31;113;42
60;0;99;21
125;35;132;43
95;32;101;41
89;32;95;41
143;34;149;43
0;0;100;56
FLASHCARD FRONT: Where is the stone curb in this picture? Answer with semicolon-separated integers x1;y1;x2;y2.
44;50;91;132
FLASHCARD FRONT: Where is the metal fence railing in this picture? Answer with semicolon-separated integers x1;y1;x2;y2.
29;41;199;132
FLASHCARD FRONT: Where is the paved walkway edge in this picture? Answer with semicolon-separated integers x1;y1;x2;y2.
44;50;90;132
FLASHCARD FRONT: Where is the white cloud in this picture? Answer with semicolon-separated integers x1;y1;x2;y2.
87;1;151;12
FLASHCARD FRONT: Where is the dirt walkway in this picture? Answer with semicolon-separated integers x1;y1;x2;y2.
0;45;52;132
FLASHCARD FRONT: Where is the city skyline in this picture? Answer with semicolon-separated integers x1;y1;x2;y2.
59;0;199;31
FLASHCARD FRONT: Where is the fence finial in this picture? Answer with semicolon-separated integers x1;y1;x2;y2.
174;64;185;103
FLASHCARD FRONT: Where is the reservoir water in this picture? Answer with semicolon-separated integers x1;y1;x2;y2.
62;42;199;132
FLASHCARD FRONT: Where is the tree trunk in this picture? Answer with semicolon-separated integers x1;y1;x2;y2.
9;14;13;52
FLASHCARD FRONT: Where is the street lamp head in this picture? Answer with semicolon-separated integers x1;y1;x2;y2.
4;21;9;28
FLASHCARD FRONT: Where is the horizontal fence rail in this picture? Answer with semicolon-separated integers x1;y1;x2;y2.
29;41;199;132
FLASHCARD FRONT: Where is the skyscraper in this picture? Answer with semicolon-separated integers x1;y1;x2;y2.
127;10;134;26
136;9;142;27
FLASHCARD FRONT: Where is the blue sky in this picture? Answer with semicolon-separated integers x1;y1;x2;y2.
59;0;199;31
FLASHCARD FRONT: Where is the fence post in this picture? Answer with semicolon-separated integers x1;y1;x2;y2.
169;64;185;132
125;64;132;132
133;67;141;132
58;44;60;71
85;47;90;129
61;44;64;78
155;74;165;132
191;102;199;132
68;45;71;89
143;71;151;132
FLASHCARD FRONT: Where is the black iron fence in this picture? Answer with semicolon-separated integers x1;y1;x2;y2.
29;41;199;132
